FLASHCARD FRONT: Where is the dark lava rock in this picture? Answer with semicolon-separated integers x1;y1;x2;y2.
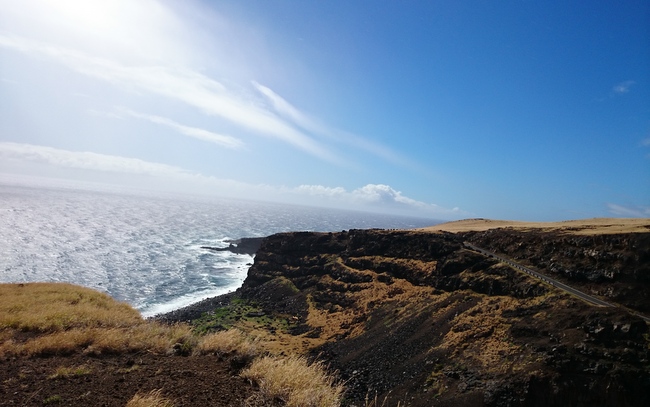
201;237;264;256
160;228;650;406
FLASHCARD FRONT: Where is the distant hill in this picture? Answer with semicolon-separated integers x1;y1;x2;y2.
420;217;650;234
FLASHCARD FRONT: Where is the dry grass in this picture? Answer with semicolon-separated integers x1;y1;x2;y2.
363;392;407;407
300;255;439;348
0;282;142;332
0;283;194;357
47;364;92;379
1;283;347;406
126;389;175;407
193;328;260;358
241;354;344;407
437;296;522;371
0;283;350;407
198;331;347;407
2;320;195;358
419;217;650;235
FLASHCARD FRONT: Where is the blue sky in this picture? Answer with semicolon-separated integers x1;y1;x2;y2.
0;0;648;220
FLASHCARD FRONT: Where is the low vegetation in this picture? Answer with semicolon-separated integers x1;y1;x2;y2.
47;364;92;379
0;282;344;407
0;282;142;331
126;389;175;407
191;296;291;335
194;328;260;358
242;355;344;407
0;283;197;357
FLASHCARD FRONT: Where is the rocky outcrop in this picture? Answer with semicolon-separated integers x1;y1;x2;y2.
234;229;650;406
201;237;264;256
461;230;650;312
163;228;650;406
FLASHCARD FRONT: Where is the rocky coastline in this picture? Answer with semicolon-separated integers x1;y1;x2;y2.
158;226;650;406
200;236;264;256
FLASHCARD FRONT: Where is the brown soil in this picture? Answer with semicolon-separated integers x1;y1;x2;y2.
0;353;256;406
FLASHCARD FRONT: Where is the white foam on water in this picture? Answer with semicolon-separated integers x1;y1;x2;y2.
0;181;438;315
139;283;241;318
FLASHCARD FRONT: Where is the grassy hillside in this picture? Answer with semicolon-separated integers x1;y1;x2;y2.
0;282;343;407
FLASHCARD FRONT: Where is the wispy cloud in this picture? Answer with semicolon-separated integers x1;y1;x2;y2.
252;81;313;131
0;141;263;196
119;109;245;150
612;80;635;94
607;203;650;218
0;141;193;177
252;81;413;167
0;35;336;162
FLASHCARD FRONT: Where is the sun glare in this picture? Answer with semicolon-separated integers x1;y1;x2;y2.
51;0;123;33
14;0;190;64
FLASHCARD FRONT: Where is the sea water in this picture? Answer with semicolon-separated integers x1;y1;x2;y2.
0;182;438;317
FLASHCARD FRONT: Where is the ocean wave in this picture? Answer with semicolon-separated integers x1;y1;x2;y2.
0;183;437;315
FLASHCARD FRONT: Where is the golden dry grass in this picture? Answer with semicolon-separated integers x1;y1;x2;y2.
1;283;347;406
126;389;175;407
241;354;344;407
0;283;194;357
437;296;522;371
299;255;445;347
0;282;142;332
419;217;650;235
193;328;260;358
3;319;194;358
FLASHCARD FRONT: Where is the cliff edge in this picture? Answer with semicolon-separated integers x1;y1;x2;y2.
238;227;649;406
160;220;650;406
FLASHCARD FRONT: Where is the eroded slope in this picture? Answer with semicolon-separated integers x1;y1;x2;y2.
235;229;649;406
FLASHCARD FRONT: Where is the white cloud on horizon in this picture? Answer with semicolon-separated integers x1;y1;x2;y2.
354;184;424;206
606;203;650;218
294;183;467;217
0;142;463;219
0;141;194;177
0;141;278;199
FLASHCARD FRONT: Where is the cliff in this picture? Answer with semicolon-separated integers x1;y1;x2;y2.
157;224;650;406
234;228;649;406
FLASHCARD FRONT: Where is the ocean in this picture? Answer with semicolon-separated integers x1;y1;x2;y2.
0;182;438;317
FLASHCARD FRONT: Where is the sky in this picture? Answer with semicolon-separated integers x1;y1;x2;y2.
0;0;648;221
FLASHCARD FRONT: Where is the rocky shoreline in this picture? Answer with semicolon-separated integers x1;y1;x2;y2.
156;226;650;406
200;237;265;256
154;237;265;323
153;291;237;323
